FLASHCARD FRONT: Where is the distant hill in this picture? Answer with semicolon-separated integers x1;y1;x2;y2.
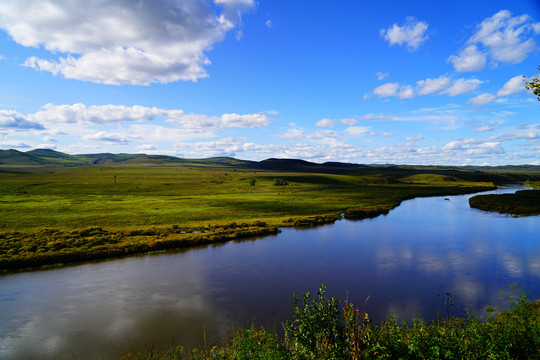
1;149;540;183
0;149;45;166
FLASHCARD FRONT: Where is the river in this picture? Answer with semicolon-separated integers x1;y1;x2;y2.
1;185;539;359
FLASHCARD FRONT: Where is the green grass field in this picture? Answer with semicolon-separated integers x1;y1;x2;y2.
0;163;518;270
0;166;497;231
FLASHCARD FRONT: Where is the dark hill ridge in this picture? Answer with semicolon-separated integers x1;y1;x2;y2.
0;149;45;165
1;149;540;184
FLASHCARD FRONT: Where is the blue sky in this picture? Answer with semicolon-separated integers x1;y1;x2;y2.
1;0;540;165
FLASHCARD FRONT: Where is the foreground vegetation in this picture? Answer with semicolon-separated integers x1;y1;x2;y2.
122;284;540;360
469;189;540;216
0;163;505;271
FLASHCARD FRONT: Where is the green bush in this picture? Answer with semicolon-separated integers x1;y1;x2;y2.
122;283;540;359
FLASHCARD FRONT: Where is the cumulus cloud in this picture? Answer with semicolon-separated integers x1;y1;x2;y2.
406;134;424;142
441;79;483;96
376;72;390;80
24;103;272;131
315;118;334;128
496;75;525;97
448;10;540;72
220;113;271;128
82;131;139;145
373;83;414;99
416;76;452;95
340;118;358;125
174;137;245;157
30;103;161;124
279;125;338;144
345;126;371;136
466;75;525;107
373;82;400;97
369;132;394;137
380;17;429;51
373;77;482;99
448;45;487;72
0;140;32;148
0;0;255;85
0;110;45;130
467;93;496;106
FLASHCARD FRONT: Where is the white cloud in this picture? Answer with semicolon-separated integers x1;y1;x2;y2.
357;114;393;121
266;19;273;29
280;126;304;140
305;130;338;142
496;75;525;97
174;137;245;158
373;77;482;99
416;76;452;95
315;118;334;128
339;118;358;125
0;140;31;148
0;0;255;85
449;10;540;72
467;93;496;106
82;131;139;145
220;113;271;128
25;103;272;131
137;144;158;151
345;126;371;136
0;110;45;130
373;82;400;97
448;45;487;72
471;126;494;133
466;75;525;106
375;72;390;80
380;17;429;51
43;136;58;143
30;103;160;124
441;79;483;96
397;85;415;99
406;134;424;142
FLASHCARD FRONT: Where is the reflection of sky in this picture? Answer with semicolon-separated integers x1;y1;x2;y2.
0;254;230;359
1;186;538;358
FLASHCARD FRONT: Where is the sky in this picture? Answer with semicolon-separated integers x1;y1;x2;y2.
1;0;540;165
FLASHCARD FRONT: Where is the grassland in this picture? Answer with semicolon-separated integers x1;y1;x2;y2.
469;189;540;216
1;158;535;271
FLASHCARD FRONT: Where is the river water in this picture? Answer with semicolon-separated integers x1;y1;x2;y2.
1;185;539;359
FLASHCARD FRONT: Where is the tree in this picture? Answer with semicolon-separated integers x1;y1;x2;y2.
524;66;540;101
273;178;288;186
249;178;257;186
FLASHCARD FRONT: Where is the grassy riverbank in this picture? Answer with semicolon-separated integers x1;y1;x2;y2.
469;190;540;216
0;164;501;271
122;284;540;360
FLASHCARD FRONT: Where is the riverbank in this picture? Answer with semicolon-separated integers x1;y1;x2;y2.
0;164;516;271
122;284;540;360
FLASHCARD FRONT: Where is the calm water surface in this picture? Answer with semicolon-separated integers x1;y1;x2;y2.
1;186;539;359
